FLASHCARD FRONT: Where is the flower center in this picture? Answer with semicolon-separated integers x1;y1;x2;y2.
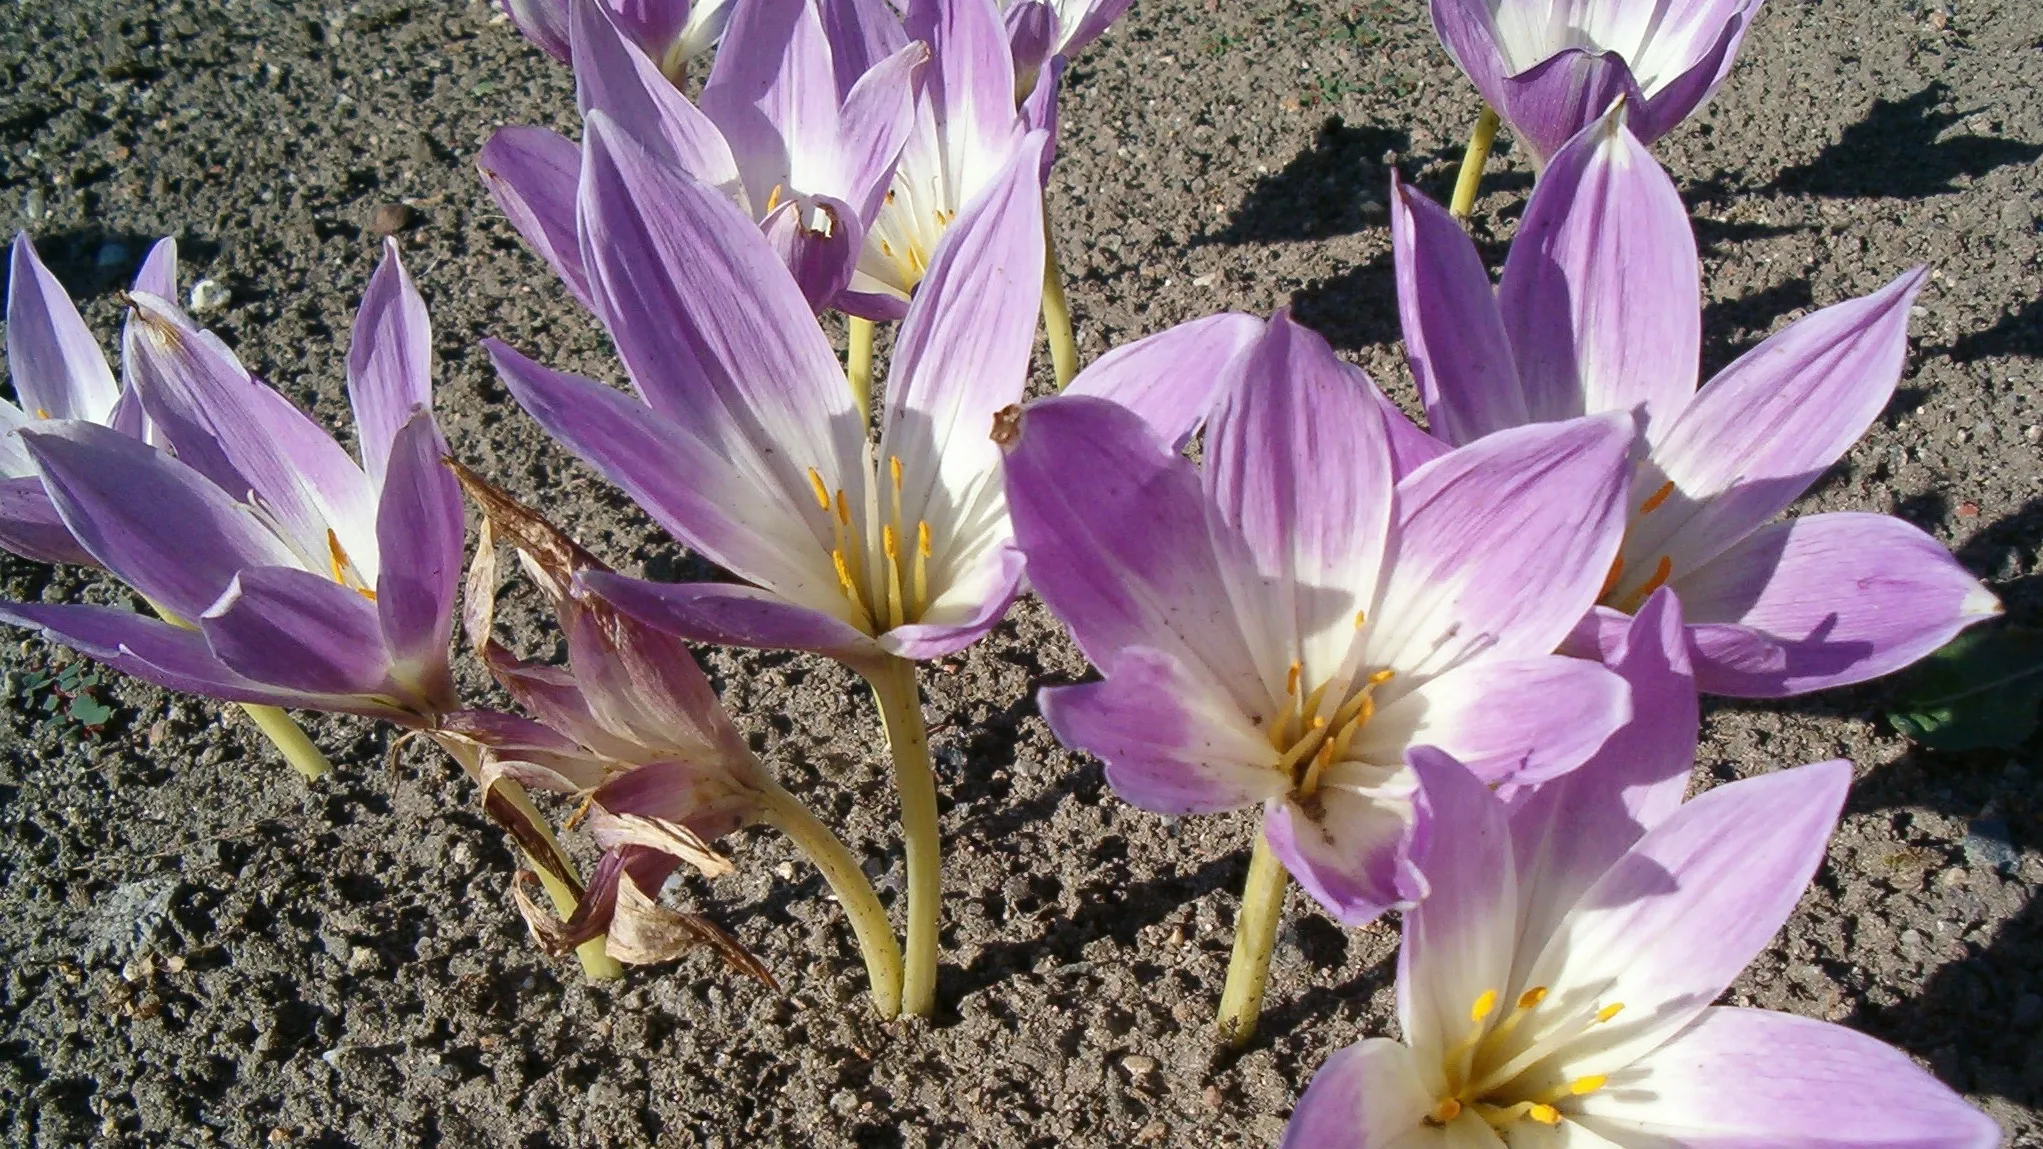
1428;986;1623;1132
1596;479;1678;613
808;455;931;634
868;182;955;295
1266;613;1395;798
326;528;378;602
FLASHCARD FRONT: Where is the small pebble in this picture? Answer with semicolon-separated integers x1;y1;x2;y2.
1134;1121;1168;1143
368;202;416;235
188;278;231;313
773;862;796;881
1122;1054;1157;1077
2025;424;2040;443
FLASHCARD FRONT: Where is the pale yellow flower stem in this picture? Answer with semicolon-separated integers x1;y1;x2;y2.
848;315;877;421
1216;832;1289;1047
1450;107;1502;221
1042;204;1080;388
863;654;941;1017
756;781;905;1019
236;703;333;781
492;775;625;981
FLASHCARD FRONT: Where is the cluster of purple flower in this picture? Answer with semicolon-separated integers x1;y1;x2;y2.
0;0;2006;1143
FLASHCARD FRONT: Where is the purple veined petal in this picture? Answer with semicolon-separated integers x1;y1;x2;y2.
0;474;95;566
1508;589;1697;977
1263;782;1422;927
818;0;912;89
504;0;574;61
1004;0;1056;83
0;600;406;718
0;401;36;478
1037;644;1283;815
1282;1038;1436;1149
1064;313;1265;451
373;413;463;709
441;707;591;759
21;421;299;620
580;601;755;766
838;286;913;322
906;0;1021;187
478;642;635;759
1497;108;1700;439
132;237;178;300
1573;1006;2003;1149
572;0;744;191
197;565;395;699
1519;758;1853;1082
1428;0;1513;111
576;112;866;518
878;131;1047;589
1672;512;2001;697
485;340;846;616
122;292;377;571
1047;0;1132;56
578;569;885;664
998;394;1269;712
1496;49;1646;165
592;760;761;843
698;0;834;208
1357;654;1629;788
478;126;596;311
1391;173;1526;446
1018;55;1062;180
1628;3;1759;145
7;233;120;425
1372;381;1452;478
1202;309;1397;683
606;0;695;62
1397;746;1520;1085
1367;414;1634;680
760;194;866;311
345;239;434;487
1637;268;1929;575
833;40;931;226
876;543;1025;660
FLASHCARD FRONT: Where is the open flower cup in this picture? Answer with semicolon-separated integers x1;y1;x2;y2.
1392;107;1999;696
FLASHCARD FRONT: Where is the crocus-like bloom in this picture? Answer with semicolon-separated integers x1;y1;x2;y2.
1283;595;2002;1149
0;241;464;724
480;0;926;317
999;310;1635;924
1001;0;1133;72
502;0;733;80
0;232;174;566
1393;109;1999;696
1430;0;1762;162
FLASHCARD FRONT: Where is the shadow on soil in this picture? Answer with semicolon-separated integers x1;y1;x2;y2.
1774;82;2043;201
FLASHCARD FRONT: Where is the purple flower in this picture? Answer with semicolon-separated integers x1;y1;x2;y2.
998;310;1636;925
1001;0;1134;70
480;0;926;318
501;0;733;80
1283;594;2000;1149
1430;0;1762;162
1392;108;1999;696
0;241;465;724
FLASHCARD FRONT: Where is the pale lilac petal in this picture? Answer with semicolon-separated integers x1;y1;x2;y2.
1398;746;1519;1077
1360;655;1628;787
0;475;94;566
1391;174;1525;446
1576;1006;2002;1149
701;0;838;203
1508;589;1696;984
1063;312;1265;450
572;0;743;188
132;238;177;300
198;565;393;697
1018;56;1062;180
1497;50;1645;164
7;233;119;424
578;570;883;663
877;544;1025;660
1203;310;1396;679
817;0;910;87
0;600;398;716
1522;759;1853;1080
759;194;864;311
1642;269;1929;573
478;126;594;310
373;413;463;705
1375;383;1453;477
906;0;1021;186
345;239;433;486
1005;0;1056;79
1051;0;1133;55
486;340;844;617
837;287;911;322
605;0;694;59
504;0;573;61
834;41;931;225
1037;645;1283;816
1282;1039;1436;1149
1368;414;1633;679
576;113;865;510
1673;512;2001;697
560;597;751;764
1264;784;1422;927
1428;0;1512;109
1629;9;1757;146
1498;110;1699;438
0;400;32;476
21;421;298;620
998;394;1267;712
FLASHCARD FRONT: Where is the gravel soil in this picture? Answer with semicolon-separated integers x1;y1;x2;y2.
0;0;2039;1144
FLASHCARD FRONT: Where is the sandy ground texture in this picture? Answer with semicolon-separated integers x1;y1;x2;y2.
0;0;2040;1144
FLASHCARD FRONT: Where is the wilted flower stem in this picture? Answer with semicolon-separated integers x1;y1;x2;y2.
755;781;905;1018
1215;834;1289;1047
864;654;942;1017
1043;207;1079;387
238;703;334;781
493;776;626;981
1449;106;1501;220
847;316;877;421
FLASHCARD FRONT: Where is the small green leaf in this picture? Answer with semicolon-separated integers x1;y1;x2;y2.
66;695;114;730
1887;625;2043;751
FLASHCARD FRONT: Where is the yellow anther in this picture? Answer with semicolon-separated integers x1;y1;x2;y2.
1428;1098;1462;1125
1471;990;1498;1022
1598;553;1626;600
1299;736;1336;797
1285;661;1302;696
889;454;904;490
1353;609;1367;629
1637;555;1674;598
1569;1075;1607;1096
1310;714;1328;730
880;240;896;257
916;520;931;557
806;467;832;510
1596;1002;1625;1023
1528;1104;1561;1126
1367;668;1395;686
34;407;50;419
883;523;900;559
765;183;786;214
832;549;859;595
1517;986;1548;1009
834;489;852;527
327;529;349;585
1640;479;1676;514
